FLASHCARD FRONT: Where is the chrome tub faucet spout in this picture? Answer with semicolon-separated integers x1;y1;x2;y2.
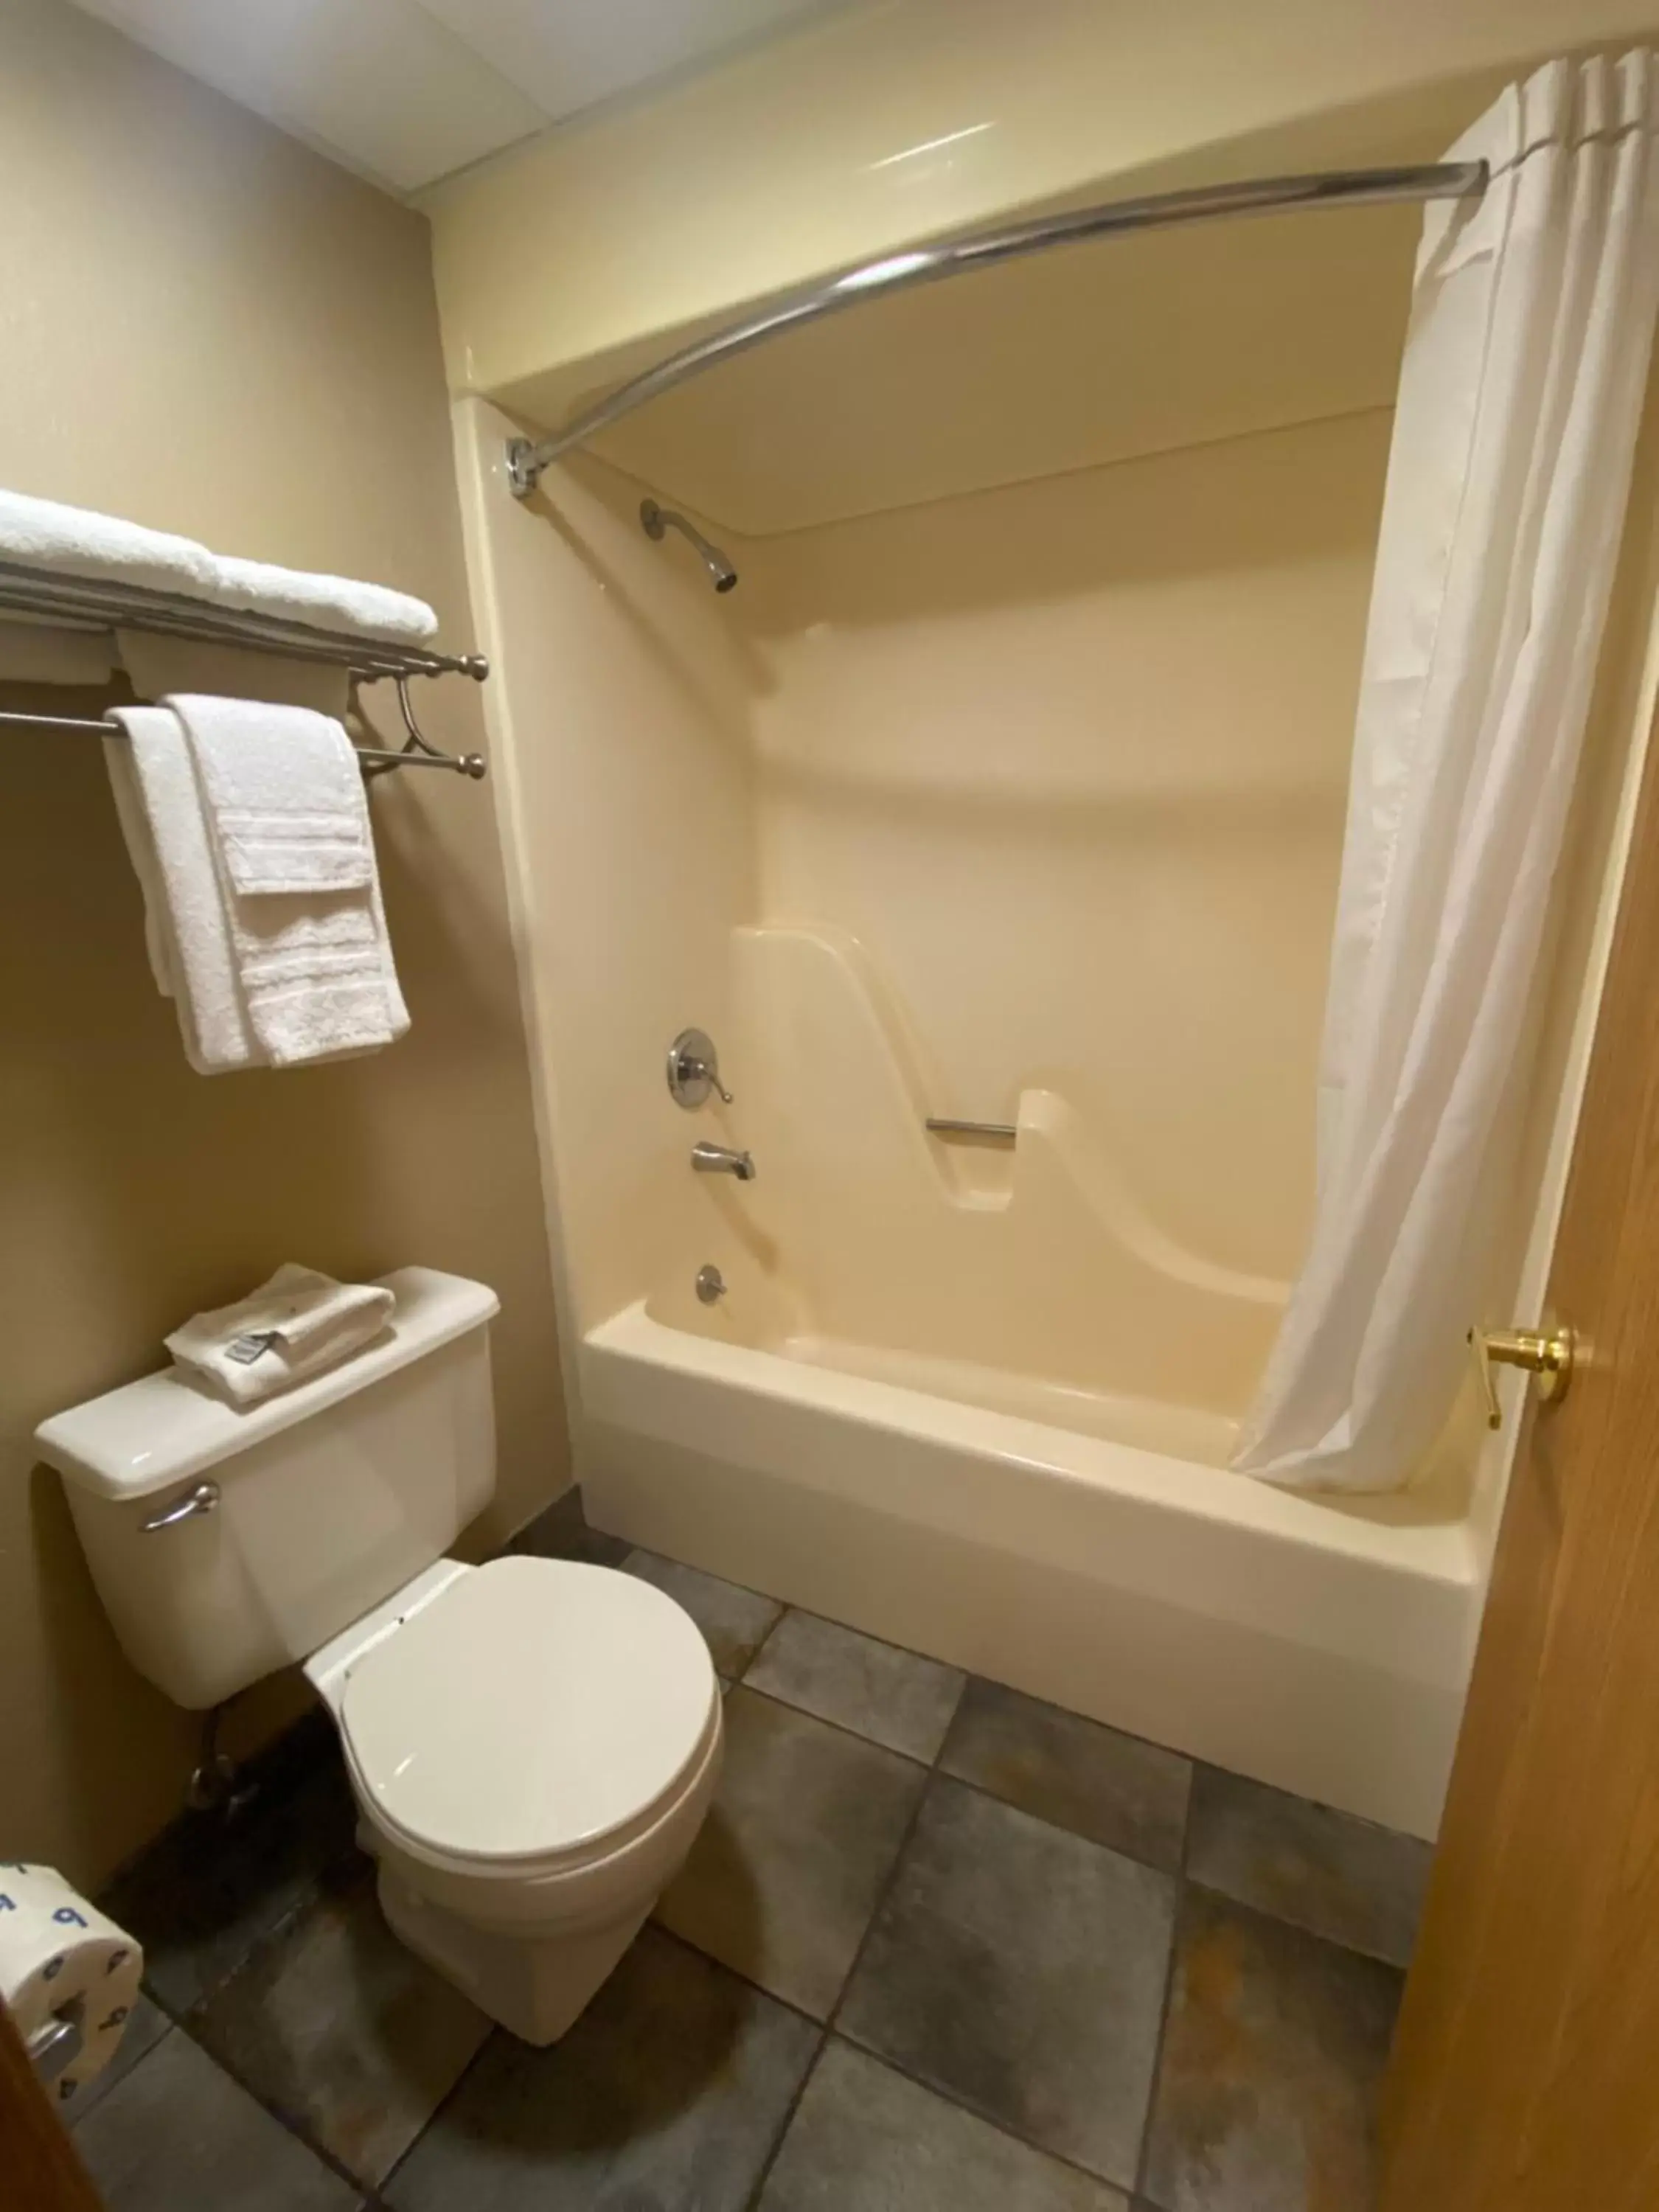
692;1141;756;1182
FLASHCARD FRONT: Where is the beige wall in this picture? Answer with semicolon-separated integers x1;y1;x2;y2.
0;0;566;1890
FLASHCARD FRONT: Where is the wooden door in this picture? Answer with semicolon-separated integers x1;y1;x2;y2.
0;2005;104;2211
1381;714;1659;2206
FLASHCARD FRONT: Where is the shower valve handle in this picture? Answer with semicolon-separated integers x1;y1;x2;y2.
685;1056;732;1105
667;1028;733;1108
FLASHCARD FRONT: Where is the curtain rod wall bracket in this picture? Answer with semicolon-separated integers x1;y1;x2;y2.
502;158;1489;500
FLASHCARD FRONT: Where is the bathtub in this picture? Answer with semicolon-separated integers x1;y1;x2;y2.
580;1296;1480;1840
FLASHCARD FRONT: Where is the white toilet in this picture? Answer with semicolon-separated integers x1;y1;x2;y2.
34;1267;721;2045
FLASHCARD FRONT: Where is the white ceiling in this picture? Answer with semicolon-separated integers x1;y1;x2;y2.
67;0;859;196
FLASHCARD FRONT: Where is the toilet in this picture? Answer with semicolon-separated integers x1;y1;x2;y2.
33;1267;721;2045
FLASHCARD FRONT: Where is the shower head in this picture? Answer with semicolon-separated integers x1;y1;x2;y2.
640;498;738;593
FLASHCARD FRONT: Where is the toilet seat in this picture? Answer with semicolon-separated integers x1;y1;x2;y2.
338;1555;718;1882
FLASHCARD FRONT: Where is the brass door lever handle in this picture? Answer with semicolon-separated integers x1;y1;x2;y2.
1467;1325;1576;1429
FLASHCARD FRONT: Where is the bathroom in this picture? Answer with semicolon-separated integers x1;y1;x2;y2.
7;0;1659;2205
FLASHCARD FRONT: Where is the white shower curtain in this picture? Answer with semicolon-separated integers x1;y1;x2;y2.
1233;51;1659;1493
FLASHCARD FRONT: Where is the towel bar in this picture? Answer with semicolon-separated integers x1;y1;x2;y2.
0;679;487;781
925;1118;1018;1141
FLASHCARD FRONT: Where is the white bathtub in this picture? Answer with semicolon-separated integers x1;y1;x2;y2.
580;1300;1479;1839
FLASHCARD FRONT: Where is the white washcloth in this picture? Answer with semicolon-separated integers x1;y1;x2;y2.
105;707;258;1072
166;1264;395;1407
213;555;437;644
165;695;408;1067
0;487;218;599
165;694;372;897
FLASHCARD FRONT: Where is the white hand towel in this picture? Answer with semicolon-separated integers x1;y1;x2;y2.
105;707;259;1073
166;1264;395;1407
166;694;408;1066
213;555;437;644
164;694;372;897
0;488;219;599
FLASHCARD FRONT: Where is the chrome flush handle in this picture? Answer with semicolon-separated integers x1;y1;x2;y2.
139;1479;220;1533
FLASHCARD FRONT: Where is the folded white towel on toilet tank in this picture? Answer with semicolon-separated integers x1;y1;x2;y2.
167;1264;395;1407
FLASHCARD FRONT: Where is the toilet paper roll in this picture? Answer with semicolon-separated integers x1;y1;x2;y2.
0;1864;143;2107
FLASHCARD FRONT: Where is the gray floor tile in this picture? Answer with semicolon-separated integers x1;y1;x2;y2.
939;1678;1192;1872
1185;1766;1431;1968
63;1990;173;2129
1142;1887;1402;2212
745;1611;965;1763
74;2024;359;2212
840;1776;1175;2190
190;1860;490;2188
511;1485;631;1568
655;1686;926;2018
759;2038;1131;2211
622;1551;782;1677
386;1927;817;2212
102;1720;361;2014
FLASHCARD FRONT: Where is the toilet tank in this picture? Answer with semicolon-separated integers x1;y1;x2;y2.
34;1268;500;1711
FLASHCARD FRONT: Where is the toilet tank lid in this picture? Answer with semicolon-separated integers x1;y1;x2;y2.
33;1267;499;1501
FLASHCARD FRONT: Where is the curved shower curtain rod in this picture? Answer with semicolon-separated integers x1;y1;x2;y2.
504;157;1489;497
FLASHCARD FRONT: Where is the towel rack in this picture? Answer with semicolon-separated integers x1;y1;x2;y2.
0;679;486;781
0;556;489;779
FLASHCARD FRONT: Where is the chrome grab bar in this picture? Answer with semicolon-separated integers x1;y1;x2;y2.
925;1118;1017;1142
140;1478;220;1533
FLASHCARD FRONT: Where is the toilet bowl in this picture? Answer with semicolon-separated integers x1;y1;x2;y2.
307;1551;722;2044
34;1267;722;2045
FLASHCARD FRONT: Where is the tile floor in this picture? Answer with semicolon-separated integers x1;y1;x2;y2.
72;1487;1431;2211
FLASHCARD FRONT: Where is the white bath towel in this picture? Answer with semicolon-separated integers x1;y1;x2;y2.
105;707;258;1073
0;486;437;644
0;487;218;599
165;695;408;1067
164;694;372;897
213;556;437;644
166;1263;395;1407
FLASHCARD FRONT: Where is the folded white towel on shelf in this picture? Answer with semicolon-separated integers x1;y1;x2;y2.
105;707;258;1073
0;486;438;645
166;1264;395;1407
165;694;408;1068
0;487;219;599
213;556;438;644
105;698;408;1072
